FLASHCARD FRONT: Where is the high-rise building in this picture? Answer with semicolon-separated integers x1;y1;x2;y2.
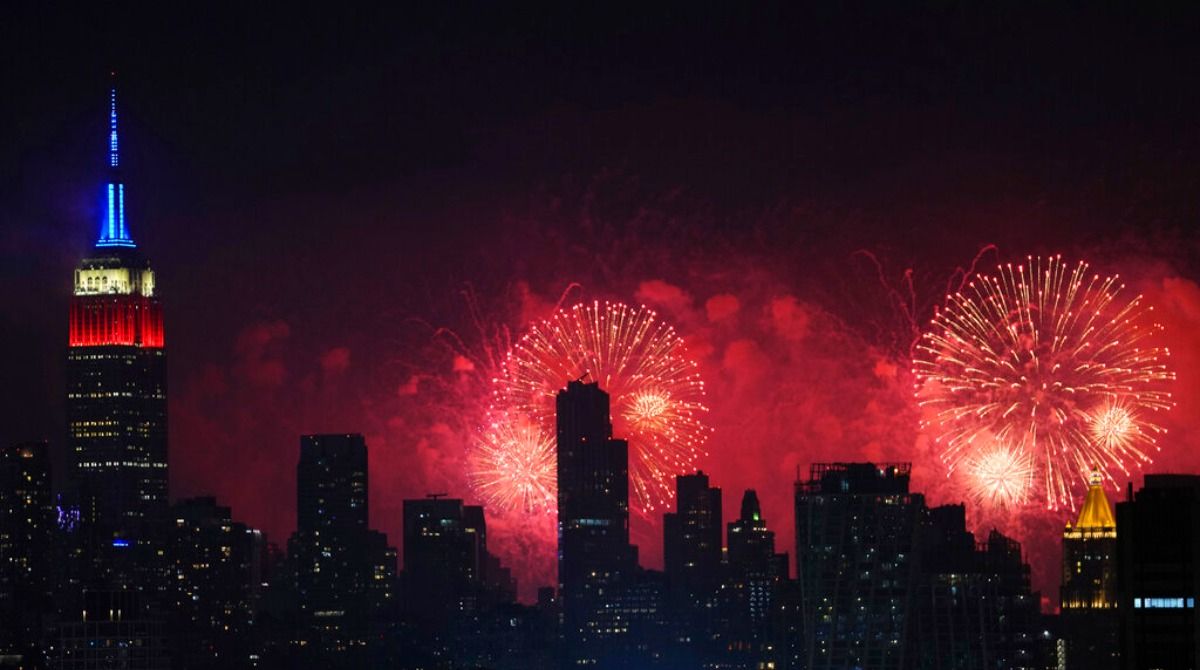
289;434;396;660
663;470;722;611
555;380;636;663
726;490;787;621
717;489;789;668
913;504;1040;669
0;442;57;662
66;81;167;573
168;497;265;669
1061;472;1119;669
1116;475;1200;670
402;495;515;625
794;463;923;670
401;496;526;667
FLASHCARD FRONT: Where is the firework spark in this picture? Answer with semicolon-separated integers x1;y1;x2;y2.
488;301;709;513
965;445;1035;509
914;255;1174;510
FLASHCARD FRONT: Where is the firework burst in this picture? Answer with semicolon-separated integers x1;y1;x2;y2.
914;255;1175;510
965;445;1035;509
470;414;556;513
488;301;709;513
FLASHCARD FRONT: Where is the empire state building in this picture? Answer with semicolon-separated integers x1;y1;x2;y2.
66;82;167;555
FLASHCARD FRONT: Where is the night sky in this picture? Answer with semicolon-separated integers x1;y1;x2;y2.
5;4;1200;602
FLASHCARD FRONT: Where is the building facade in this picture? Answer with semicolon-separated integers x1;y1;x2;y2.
794;463;924;670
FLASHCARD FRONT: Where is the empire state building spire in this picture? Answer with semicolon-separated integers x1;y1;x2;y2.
97;75;133;248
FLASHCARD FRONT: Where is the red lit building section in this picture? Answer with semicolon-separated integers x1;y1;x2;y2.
69;295;164;348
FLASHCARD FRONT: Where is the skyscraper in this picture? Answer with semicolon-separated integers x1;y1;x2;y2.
717;489;789;668
726;490;787;623
66;81;167;565
794;463;923;670
1116;475;1200;670
913;504;1040;669
1061;472;1119;669
663;470;722;611
555;380;635;661
289;434;396;660
168;497;265;669
402;495;515;625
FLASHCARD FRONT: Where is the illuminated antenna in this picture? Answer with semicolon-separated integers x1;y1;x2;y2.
109;82;119;168
96;72;135;249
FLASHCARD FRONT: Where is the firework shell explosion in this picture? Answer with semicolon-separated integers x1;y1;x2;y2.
965;444;1035;509
469;413;557;513
479;300;710;514
914;255;1175;510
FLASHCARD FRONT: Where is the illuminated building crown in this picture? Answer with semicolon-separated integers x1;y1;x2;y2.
1075;471;1117;530
96;76;134;248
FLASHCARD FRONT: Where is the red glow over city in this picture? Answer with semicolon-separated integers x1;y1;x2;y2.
7;13;1200;664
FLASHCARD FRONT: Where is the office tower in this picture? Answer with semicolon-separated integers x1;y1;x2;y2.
1061;472;1119;669
0;442;56;662
726;490;787;621
914;504;1040;669
714;489;789;668
55;588;170;670
402;495;514;624
663;471;723;611
794;463;923;670
168;497;265;669
1117;475;1200;669
555;380;635;662
66;82;168;577
289;434;396;658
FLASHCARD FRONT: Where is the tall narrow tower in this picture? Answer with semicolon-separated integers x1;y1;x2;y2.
555;380;634;659
66;79;167;556
1061;472;1119;669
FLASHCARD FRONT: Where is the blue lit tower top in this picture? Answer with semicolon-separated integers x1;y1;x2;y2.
96;77;134;248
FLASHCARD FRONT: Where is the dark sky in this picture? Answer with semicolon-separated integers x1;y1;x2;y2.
5;4;1200;600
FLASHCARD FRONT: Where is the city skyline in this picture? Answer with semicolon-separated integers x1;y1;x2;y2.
5;7;1200;667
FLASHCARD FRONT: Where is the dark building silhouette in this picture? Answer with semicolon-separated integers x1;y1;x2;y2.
913;504;1040;669
65;82;168;587
1117;475;1200;670
402;495;515;623
1061;473;1119;669
663;471;722;612
717;489;789;668
555;380;637;665
288;434;396;661
168;497;266;669
401;495;526;666
0;442;57;663
726;490;787;621
794;463;923;670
